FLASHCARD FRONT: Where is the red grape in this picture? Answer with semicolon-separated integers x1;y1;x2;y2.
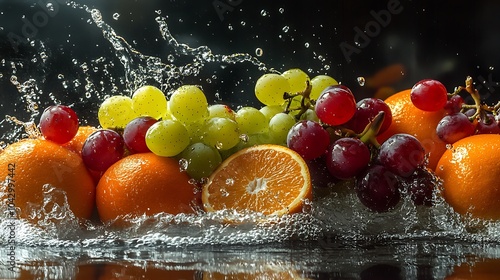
436;113;476;144
410;79;448;112
82;129;125;172
306;157;338;188
314;85;356;126
402;168;436;206
378;134;425;177
476;113;500;134
443;94;464;114
343;98;392;134
355;165;401;212
326;137;370;180
123;116;158;154
39;105;79;144
287;120;330;160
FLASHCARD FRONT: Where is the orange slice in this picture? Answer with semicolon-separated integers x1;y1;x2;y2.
202;144;312;215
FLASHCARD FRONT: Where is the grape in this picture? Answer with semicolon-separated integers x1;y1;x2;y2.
443;94;464;114
287;120;330;160
184;120;206;143
123;116;158;154
299;109;319;122
326;138;371;180
410;79;448;112
254;73;291;106
281;68;310;93
39;105;79;144
169;85;209;123
355;165;401;212
306;157;338;188
235;107;268;135
259;105;284;121
82;129;124;172
202;117;240;150
314;85;357;126
98;95;138;129
378;134;425;177
208;104;236;120
269;112;297;145
402;168;436;206
145;119;190;157
343;98;392;134
309;75;339;100
131;85;168;120
179;142;222;180
436;113;476;144
476;113;500;134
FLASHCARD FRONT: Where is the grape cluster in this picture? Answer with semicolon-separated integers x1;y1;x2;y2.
275;72;437;212
412;77;500;144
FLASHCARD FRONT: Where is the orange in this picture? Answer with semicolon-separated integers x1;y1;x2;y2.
377;89;448;170
446;259;500;280
96;152;200;226
63;125;99;155
202;144;312;215
435;134;500;220
0;139;95;222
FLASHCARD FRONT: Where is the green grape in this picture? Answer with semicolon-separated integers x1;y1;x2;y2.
202;117;240;150
259;105;283;121
235;132;278;151
98;95;138;129
235;107;268;135
132;85;168;120
145;119;190;157
269;112;297;144
254;73;290;106
179;142;222;180
208;104;236;120
310;75;339;100
169;85;209;123
300;108;320;122
184;120;206;143
281;68;310;93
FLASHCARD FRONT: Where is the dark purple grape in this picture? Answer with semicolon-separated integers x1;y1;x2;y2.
402;168;436;206
378;134;425;177
443;94;464;114
39;105;79;144
314;85;356;126
123;116;158;154
326;137;371;180
306;157;338;188
355;165;401;212
343;98;393;134
476;113;500;134
82;129;125;172
410;79;448;111
436;112;476;144
287;120;330;160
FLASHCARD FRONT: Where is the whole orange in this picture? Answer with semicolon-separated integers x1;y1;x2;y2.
63;125;99;156
436;134;500;220
377;89;448;170
96;152;200;226
0;139;95;222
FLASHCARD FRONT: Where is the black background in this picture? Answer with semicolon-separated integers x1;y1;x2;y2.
1;0;500;129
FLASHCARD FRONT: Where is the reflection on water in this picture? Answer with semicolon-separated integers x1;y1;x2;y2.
2;0;500;278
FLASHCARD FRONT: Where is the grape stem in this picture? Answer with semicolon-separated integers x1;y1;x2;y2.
283;80;314;120
358;111;384;148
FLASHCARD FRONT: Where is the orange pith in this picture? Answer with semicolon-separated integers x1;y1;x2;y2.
0;138;96;222
202;144;312;215
377;89;448;170
96;152;200;226
435;134;500;220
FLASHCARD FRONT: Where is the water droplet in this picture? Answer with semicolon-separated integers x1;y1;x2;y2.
57;74;65;79
255;48;263;57
260;10;268;16
357;77;366;86
282;26;289;33
46;2;54;12
225;178;234;186
215;141;224;149
112;13;120;20
0;73;3;78
278;7;285;13
240;21;246;26
490;66;495;70
239;134;249;142
178;158;189;171
228;24;233;31
304;42;310;48
155;10;162;15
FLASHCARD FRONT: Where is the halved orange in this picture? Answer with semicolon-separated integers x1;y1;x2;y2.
202;144;312;215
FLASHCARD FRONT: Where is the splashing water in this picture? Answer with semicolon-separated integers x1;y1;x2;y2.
1;2;500;253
